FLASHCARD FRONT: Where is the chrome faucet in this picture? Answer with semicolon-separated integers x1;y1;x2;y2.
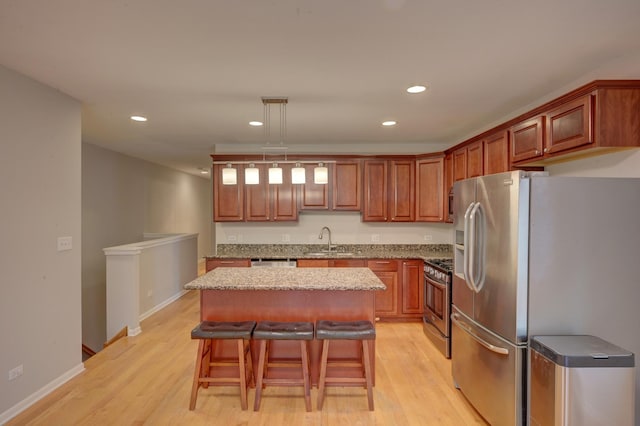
318;226;334;251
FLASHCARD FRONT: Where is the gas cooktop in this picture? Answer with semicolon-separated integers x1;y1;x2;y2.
425;258;453;272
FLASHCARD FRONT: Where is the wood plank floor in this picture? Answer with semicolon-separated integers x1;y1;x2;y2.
7;290;487;425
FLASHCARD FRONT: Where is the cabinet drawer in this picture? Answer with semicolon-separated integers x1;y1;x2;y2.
367;259;398;272
297;259;330;268
332;259;366;267
206;258;251;271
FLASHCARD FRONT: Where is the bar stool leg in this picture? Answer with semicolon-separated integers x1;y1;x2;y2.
253;339;267;411
236;339;248;410
317;340;330;410
300;340;312;412
189;339;205;410
362;340;374;411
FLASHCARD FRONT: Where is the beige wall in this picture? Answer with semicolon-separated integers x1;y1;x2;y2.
82;143;211;351
0;65;82;418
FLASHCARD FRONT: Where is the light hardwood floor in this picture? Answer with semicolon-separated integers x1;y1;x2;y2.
7;290;487;425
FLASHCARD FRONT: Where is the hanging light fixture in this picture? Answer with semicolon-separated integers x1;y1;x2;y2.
222;163;237;185
268;163;283;184
314;162;328;184
245;163;260;185
291;162;306;184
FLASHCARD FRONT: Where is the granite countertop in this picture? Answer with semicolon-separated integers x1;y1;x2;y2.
184;267;386;291
207;244;452;262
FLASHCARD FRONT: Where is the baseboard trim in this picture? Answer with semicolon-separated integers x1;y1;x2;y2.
139;290;188;323
0;363;85;425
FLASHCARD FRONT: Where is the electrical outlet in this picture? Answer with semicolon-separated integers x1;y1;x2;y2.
371;234;380;243
57;236;72;251
147;290;153;297
227;235;237;242
424;234;433;243
282;234;291;242
8;365;23;381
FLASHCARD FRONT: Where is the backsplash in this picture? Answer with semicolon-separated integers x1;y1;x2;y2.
215;243;452;258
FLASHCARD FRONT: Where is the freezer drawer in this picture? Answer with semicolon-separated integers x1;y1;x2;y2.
451;307;525;426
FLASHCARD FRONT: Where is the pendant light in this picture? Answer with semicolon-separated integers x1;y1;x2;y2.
314;162;328;184
291;162;306;184
222;163;237;185
268;163;283;184
245;163;260;185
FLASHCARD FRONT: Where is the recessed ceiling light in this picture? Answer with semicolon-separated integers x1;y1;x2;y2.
407;85;427;94
382;120;397;126
130;115;147;122
199;168;209;174
249;121;263;127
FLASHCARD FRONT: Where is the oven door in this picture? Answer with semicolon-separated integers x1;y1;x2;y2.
424;274;450;337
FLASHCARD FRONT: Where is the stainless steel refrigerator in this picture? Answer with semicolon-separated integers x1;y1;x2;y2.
451;170;640;426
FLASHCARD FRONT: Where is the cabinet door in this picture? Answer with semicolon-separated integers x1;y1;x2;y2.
483;130;510;175
213;164;244;221
206;258;251;272
545;94;593;155
466;141;483;178
272;163;298;221
363;160;388;221
297;259;330;267
299;164;329;210
510;116;544;163
415;157;444;222
332;161;361;211
245;164;270;221
402;260;424;314
368;260;399;317
444;153;453;223
389;160;415;222
453;148;467;182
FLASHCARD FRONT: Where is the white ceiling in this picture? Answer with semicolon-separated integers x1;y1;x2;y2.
2;0;640;176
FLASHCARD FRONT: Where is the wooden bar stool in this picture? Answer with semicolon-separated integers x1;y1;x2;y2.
315;319;376;411
252;321;314;412
189;320;256;410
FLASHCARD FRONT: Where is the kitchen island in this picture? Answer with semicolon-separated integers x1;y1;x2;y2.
184;267;386;385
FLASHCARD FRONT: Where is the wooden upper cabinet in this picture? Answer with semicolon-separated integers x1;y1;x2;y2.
483;130;510;175
389;160;415;222
271;163;298;221
510;116;545;164
299;164;329;210
213;164;244;221
453;148;467;182
444;153;453;223
466;141;483;178
545;94;593;155
245;164;270;221
332;161;361;211
415;157;444;222
363;160;388;221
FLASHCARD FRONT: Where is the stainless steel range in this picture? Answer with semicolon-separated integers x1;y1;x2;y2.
422;258;453;358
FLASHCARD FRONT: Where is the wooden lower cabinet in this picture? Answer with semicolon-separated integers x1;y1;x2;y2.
401;260;424;315
205;258;251;272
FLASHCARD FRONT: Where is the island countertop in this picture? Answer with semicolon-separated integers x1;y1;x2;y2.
184;267;386;291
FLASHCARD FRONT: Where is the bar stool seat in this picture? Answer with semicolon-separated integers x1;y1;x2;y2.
253;321;314;412
316;320;376;411
189;320;256;410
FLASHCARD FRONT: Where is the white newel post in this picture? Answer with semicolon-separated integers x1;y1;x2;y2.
103;233;198;341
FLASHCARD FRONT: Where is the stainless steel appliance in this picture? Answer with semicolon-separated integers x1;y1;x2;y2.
423;258;453;358
451;171;640;426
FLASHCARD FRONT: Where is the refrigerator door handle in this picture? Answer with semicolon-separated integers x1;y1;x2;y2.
463;202;476;291
451;313;509;355
468;202;482;292
473;202;487;292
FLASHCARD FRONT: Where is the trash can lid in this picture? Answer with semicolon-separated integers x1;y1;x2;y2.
530;335;635;368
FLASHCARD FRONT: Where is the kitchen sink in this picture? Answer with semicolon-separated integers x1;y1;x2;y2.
303;251;355;257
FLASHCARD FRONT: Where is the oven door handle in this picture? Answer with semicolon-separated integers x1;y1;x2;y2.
451;313;509;355
425;276;447;291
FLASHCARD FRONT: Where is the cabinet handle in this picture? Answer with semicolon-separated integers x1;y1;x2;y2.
534;150;539;155
543;148;548;153
220;261;235;264
375;261;391;264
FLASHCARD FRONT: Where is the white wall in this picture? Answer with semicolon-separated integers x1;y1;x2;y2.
0;65;83;419
547;149;640;178
82;143;211;351
216;211;452;247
